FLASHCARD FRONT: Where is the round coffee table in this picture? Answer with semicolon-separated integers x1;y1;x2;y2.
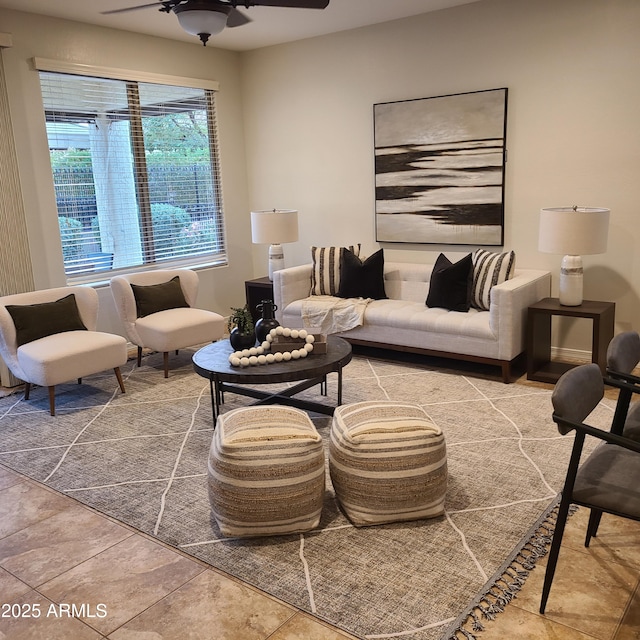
192;335;352;420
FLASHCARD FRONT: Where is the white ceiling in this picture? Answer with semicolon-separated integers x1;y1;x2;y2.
0;0;483;51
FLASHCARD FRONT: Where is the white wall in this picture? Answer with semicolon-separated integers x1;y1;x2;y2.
241;0;640;350
2;0;639;353
0;8;252;334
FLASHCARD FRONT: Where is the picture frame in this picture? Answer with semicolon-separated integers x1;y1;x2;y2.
374;88;508;245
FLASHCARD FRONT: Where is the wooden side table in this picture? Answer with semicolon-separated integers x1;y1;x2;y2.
526;298;615;383
245;276;274;324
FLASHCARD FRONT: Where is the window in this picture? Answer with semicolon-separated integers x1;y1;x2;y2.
36;61;226;282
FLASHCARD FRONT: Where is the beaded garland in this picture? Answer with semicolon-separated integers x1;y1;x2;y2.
228;326;315;367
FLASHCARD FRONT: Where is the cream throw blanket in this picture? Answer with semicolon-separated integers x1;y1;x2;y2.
301;295;372;334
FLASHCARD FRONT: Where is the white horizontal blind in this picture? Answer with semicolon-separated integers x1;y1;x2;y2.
38;70;226;282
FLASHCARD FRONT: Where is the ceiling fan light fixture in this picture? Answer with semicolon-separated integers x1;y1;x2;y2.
173;6;228;45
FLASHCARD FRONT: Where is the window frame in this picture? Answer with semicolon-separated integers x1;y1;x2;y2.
33;58;227;285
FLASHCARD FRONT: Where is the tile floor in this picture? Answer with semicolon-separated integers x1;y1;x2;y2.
0;368;639;639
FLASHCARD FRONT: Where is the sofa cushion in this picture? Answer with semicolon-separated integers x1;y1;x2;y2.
310;245;360;296
426;253;473;312
6;294;87;347
131;275;189;318
471;249;515;311
337;249;387;300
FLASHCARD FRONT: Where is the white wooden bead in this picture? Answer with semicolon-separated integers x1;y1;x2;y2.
240;357;250;367
282;351;292;361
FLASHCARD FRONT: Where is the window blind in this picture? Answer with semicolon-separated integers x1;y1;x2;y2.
38;69;226;282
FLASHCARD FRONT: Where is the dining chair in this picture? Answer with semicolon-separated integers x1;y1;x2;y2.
606;330;640;440
540;362;640;614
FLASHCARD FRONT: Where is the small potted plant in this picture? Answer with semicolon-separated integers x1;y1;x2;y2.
228;305;256;350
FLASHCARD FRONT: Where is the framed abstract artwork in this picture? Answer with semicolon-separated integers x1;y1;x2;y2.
374;88;508;245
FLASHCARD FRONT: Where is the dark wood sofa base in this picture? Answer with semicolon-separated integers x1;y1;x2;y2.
343;338;517;384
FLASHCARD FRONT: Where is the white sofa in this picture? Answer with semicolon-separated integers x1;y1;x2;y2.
273;261;551;382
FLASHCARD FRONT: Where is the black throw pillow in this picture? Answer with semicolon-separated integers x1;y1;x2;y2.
131;276;189;318
426;253;473;312
6;293;87;347
337;249;387;300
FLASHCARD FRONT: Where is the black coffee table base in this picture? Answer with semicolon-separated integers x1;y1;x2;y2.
213;374;338;419
193;336;352;422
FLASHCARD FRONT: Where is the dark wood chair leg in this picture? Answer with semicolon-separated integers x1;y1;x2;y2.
24;382;31;400
163;352;169;378
48;386;56;416
137;346;143;367
77;378;82;384
114;367;126;394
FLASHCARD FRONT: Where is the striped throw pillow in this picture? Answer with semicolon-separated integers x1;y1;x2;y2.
329;401;448;527
208;406;325;538
310;244;361;296
471;249;515;311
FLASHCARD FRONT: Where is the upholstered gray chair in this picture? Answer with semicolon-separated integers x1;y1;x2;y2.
0;286;127;416
540;363;640;614
606;330;640;440
110;269;224;377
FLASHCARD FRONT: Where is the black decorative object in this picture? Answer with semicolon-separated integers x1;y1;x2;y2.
255;300;280;343
227;305;255;349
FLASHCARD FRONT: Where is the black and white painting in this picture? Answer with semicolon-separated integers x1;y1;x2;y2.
374;88;508;245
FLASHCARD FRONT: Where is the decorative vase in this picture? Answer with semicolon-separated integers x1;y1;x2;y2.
229;327;256;350
255;300;280;343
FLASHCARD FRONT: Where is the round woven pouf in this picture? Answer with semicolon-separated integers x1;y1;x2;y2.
329;401;448;527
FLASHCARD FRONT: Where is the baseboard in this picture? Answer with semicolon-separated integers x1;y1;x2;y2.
550;346;592;364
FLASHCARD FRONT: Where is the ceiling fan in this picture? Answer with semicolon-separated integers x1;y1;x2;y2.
103;0;330;46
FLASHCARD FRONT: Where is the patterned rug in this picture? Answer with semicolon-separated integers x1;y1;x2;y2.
0;348;612;639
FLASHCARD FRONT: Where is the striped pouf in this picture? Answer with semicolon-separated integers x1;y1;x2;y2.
329;401;447;527
208;406;325;538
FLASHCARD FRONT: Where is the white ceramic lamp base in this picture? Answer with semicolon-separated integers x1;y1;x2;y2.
559;254;584;306
268;243;285;281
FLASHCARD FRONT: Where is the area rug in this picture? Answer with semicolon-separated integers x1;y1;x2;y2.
0;349;613;640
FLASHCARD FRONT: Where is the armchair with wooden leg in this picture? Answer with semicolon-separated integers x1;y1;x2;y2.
0;286;127;416
110;269;224;378
540;363;640;614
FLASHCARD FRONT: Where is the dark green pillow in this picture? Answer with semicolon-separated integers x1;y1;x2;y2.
131;276;189;318
6;293;87;347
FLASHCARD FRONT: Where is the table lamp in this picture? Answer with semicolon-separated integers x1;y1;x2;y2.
250;209;299;280
538;206;610;306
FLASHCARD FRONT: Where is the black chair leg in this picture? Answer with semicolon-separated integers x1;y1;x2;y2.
585;509;603;547
137;346;143;367
24;382;31;400
540;493;572;614
163;352;169;378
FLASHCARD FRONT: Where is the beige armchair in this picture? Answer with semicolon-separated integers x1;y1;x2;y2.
0;286;128;416
110;269;224;377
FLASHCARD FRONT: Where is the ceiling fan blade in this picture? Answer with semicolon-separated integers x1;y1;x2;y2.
226;8;252;27
101;2;166;15
246;0;329;8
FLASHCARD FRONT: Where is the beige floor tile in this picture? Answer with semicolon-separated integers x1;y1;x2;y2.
39;534;204;635
510;544;638;639
476;603;599;639
267;612;359;640
0;566;32;601
109;568;296;640
0;502;133;586
562;509;640;571
0;590;103;640
0;481;73;539
0;464;23;490
615;581;640;640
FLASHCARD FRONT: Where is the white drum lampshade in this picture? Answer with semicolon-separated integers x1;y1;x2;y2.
251;209;299;280
538;206;610;306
